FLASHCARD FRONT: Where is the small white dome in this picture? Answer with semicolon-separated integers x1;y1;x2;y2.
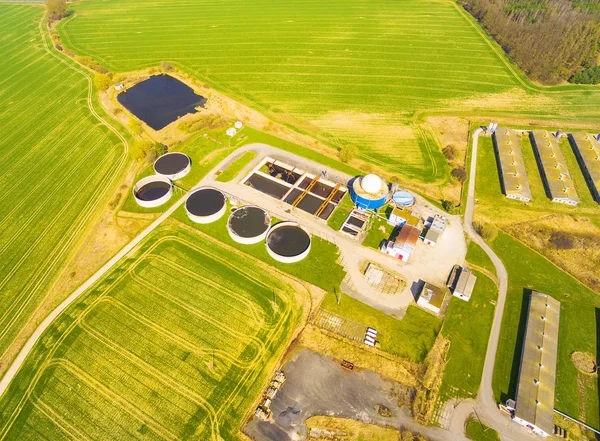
361;174;382;194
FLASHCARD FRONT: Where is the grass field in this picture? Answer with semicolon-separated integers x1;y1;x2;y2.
490;231;600;427
0;5;126;372
173;202;347;293
57;0;600;190
320;292;442;363
216;151;257;182
438;266;496;401
466;418;500;441
0;224;307;441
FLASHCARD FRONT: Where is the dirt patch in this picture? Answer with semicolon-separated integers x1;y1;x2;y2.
572;351;597;375
305;416;426;441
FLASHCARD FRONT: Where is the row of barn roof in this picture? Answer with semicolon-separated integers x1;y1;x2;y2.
492;128;600;205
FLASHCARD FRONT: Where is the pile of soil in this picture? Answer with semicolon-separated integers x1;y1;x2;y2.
571;351;597;375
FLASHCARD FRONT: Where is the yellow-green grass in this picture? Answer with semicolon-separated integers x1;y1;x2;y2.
0;5;126;369
466;418;501;441
216;151;257;182
490;231;600;428
57;0;600;184
438;264;496;401
0;225;305;441
173;202;346;294
327;193;355;231
320;292;442;363
362;211;395;250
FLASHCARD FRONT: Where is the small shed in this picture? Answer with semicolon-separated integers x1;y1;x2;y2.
452;268;477;302
388;207;420;228
417;283;445;315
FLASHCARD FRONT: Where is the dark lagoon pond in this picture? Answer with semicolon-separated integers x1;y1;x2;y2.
118;74;207;130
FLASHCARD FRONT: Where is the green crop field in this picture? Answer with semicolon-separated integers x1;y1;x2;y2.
0;5;126;371
57;0;600;185
0;225;306;441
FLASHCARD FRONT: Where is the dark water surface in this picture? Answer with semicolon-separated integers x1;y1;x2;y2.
186;188;225;216
118;75;207;130
267;225;310;257
135;181;171;201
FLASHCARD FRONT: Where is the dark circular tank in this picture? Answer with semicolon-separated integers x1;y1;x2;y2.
186;188;226;217
228;206;270;240
154;152;191;178
135;181;171;201
266;224;311;258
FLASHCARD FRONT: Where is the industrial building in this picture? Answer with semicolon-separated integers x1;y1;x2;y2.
349;174;388;209
511;291;560;438
569;132;600;204
493;128;532;202
417;283;445;315
449;267;477;302
421;214;447;247
381;225;420;262
530;131;579;206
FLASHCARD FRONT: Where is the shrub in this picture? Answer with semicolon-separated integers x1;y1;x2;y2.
339;144;357;163
443;145;457;161
570;66;600;84
178;114;227;133
130;139;152;161
93;74;111;91
473;221;498;242
161;61;174;72
451;167;467;184
47;0;67;22
441;199;456;213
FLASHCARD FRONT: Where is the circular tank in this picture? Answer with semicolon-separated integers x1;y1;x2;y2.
266;222;311;263
392;190;415;207
133;175;173;208
185;187;226;224
349;174;388;210
154;152;191;180
227;206;271;244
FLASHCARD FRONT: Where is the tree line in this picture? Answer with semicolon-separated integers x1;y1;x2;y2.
459;0;600;84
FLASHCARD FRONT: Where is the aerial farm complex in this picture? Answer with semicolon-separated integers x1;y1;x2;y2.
1;2;600;441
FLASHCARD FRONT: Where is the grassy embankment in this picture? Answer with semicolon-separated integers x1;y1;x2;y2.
0;225;308;441
0;4;127;373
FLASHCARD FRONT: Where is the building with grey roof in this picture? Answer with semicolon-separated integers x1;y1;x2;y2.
569;132;600;204
530;131;579;206
512;291;560;438
452;267;477;302
493;128;532;202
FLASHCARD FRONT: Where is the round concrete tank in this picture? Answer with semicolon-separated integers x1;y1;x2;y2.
154;152;191;180
133;175;173;208
185;187;226;224
227;206;271;244
266;221;311;263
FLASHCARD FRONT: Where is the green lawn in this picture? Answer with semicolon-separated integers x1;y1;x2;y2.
173;202;346;293
327;193;355;231
466;418;501;441
491;231;600;427
465;241;496;277
0;5;126;369
215;151;257;182
320;293;442;363
362;211;395;250
439;267;497;401
0;225;305;441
